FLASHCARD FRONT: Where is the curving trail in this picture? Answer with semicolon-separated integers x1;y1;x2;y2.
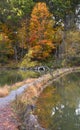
0;67;80;130
0;67;80;107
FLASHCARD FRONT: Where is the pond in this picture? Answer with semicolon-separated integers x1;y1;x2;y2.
35;72;80;130
0;69;40;87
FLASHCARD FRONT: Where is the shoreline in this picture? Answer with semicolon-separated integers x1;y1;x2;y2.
0;67;80;107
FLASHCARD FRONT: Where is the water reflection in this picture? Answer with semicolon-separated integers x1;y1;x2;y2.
35;72;80;130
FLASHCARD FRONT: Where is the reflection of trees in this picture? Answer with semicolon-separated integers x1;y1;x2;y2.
53;72;80;108
35;86;62;128
49;72;80;130
35;72;80;129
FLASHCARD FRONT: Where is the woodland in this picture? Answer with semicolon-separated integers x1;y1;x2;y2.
0;0;80;68
0;1;80;130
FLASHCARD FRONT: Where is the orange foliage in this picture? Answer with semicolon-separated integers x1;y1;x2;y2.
29;2;55;60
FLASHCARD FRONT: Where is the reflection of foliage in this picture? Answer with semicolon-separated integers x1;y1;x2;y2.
55;72;80;108
35;72;80;129
35;86;61;128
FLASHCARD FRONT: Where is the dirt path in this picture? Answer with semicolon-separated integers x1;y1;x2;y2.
0;105;18;130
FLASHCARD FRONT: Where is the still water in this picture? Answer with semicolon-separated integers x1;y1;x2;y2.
0;69;40;87
35;72;80;130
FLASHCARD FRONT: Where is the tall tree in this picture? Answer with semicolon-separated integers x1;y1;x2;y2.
29;2;55;60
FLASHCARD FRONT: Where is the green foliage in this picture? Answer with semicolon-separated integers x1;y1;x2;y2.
0;70;23;86
0;0;35;23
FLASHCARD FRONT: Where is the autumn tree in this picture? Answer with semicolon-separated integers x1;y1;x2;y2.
29;2;55;60
34;1;80;58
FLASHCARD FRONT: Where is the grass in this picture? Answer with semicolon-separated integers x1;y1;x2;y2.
10;78;36;90
0;78;36;97
12;95;27;130
0;86;9;97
